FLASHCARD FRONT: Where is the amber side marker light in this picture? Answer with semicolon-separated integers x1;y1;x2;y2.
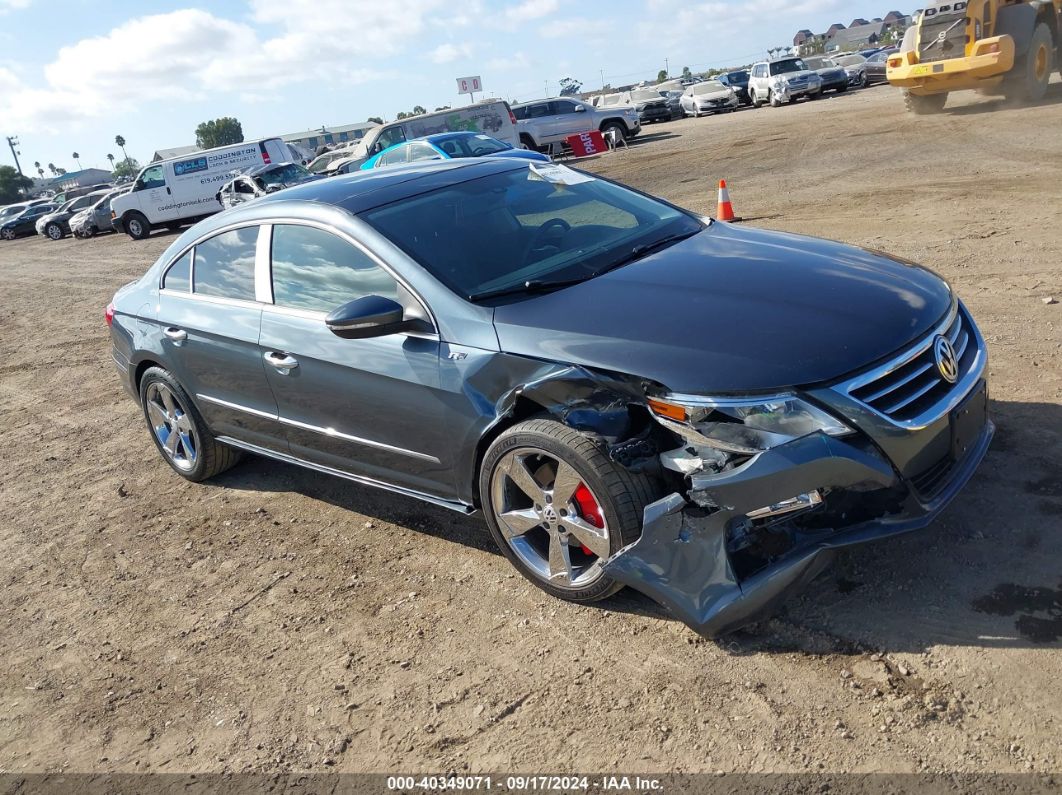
648;399;688;422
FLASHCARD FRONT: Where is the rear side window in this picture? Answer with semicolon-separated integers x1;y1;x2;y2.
193;227;258;301
378;147;409;166
270;225;398;313
163;250;192;292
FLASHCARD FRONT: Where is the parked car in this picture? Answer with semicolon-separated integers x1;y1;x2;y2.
307;148;356;174
360;132;550;170
108;158;992;638
71;188;129;237
0;199;51;223
215;162;321;210
679;80;740;116
0;203;57;240
622;88;673;124
802;56;850;94
512;97;640;151
749;57;824;107
36;190;110;241
834;54;871;88
863;49;895;84
659;89;685;120
716;70;752;105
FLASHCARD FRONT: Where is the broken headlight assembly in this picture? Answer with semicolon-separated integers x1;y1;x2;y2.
648;394;852;455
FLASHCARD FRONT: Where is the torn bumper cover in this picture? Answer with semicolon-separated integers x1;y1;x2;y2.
602;422;994;638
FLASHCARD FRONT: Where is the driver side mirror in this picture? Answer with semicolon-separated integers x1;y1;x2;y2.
326;295;417;339
574;105;587;112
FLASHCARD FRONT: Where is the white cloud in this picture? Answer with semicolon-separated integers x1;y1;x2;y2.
503;0;559;23
0;0;31;13
429;42;473;64
487;51;532;71
0;2;443;133
540;17;613;38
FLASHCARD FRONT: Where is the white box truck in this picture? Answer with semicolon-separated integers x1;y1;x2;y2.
111;138;291;239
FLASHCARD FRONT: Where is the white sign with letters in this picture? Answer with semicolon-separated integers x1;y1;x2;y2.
456;76;483;94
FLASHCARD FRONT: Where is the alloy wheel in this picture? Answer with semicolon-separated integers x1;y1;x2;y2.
1;229;14;240
47;224;62;240
145;382;199;471
490;447;611;590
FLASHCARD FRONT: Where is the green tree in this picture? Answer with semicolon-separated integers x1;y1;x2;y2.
434;105;451;112
657;69;668;82
396;111;409;120
194;117;244;149
367;116;384;124
0;165;33;203
72;152;82;170
681;66;692;79
114;135;129;161
55;167;67;176
47;163;57;176
411;105;427;116
107;153;115;169
111;157;141;180
558;77;582;96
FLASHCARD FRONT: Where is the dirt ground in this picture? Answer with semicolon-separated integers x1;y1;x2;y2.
1;82;1060;776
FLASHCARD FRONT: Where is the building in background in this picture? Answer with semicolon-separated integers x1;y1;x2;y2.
280;122;379;153
47;168;113;190
152;145;201;162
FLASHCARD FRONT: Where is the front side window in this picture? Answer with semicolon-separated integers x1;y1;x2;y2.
374;127;407;153
270;225;398;313
377;146;410;167
138;165;165;190
549;100;578;115
362;165;702;302
163;250;192;292
408;142;442;162
193;227;258;301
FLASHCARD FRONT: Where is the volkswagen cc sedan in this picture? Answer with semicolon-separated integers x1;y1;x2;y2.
108;159;992;637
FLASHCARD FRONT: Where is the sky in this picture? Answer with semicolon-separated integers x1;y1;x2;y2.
1;0;905;175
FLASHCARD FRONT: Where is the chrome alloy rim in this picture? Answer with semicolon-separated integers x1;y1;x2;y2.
47;225;62;240
145;382;198;471
490;447;611;589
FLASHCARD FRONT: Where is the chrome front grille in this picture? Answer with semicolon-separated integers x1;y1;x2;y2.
844;304;983;426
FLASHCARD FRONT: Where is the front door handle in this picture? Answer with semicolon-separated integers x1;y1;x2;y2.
163;327;187;342
264;351;299;372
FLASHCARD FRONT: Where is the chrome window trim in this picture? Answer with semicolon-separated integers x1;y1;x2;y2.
160;289;262;311
833;300;987;431
214;436;472;514
255;224;274;303
196;393;440;463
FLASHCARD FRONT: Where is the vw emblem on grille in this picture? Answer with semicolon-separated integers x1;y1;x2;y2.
934;335;959;384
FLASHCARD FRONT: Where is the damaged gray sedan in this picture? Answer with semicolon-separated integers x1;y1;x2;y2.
107;158;992;637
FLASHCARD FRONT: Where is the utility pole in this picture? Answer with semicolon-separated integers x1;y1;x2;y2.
5;136;23;176
544;79;549;97
664;57;670;78
600;68;605;89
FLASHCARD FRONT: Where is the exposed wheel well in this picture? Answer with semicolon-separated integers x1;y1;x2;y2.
133;358;164;392
470;396;552;508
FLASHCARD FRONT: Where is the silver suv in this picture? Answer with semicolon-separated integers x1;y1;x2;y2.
748;57;823;107
512;97;640;150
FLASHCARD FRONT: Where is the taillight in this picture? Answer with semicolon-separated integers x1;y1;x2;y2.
508;108;517;125
105;302;115;327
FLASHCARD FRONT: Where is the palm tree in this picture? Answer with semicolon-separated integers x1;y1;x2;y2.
33;160;40;172
107;153;115;170
115;135;128;161
72;152;82;170
47;163;57;176
37;166;45;180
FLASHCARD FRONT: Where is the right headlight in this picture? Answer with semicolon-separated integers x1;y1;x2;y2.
648;394;852;455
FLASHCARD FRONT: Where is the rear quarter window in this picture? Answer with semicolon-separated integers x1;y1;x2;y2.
193;227;259;301
163;250;192;292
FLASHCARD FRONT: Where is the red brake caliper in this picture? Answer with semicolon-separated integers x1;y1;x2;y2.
572;483;603;556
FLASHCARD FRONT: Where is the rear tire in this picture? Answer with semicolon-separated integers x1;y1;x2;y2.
1009;23;1054;104
904;90;948;114
139;367;242;482
480;418;661;603
125;212;151;240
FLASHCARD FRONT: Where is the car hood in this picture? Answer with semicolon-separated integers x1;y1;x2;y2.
693;86;732;100
492;223;953;394
39;210;72;223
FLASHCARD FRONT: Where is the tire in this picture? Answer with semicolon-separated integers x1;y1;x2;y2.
45;222;63;241
125;212;151;240
138;366;242;482
904;90;948;114
1;228;14;241
600;121;627;143
519;133;537;151
750;89;764;109
770;91;782;108
1009;23;1054;104
479;418;661;603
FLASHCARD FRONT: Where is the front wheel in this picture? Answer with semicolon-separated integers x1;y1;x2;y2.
125;212;151;240
904;90;947;114
1;228;15;241
770;91;782;107
45;222;63;241
480;418;660;603
600;121;627;144
139;367;242;482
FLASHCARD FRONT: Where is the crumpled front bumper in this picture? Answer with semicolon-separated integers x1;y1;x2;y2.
603;417;994;638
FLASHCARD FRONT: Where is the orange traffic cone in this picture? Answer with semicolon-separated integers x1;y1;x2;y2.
716;179;739;222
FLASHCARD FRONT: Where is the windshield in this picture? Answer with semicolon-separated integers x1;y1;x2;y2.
434;134;511;157
256;163;312;187
770;59;808;75
361;165;703;302
835;55;867;67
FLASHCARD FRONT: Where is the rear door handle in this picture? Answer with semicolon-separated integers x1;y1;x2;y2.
163;327;187;342
264;351;299;372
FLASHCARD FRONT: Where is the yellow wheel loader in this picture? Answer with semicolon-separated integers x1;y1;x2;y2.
887;0;1061;113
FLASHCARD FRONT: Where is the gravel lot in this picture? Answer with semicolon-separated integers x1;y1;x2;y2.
1;82;1060;775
